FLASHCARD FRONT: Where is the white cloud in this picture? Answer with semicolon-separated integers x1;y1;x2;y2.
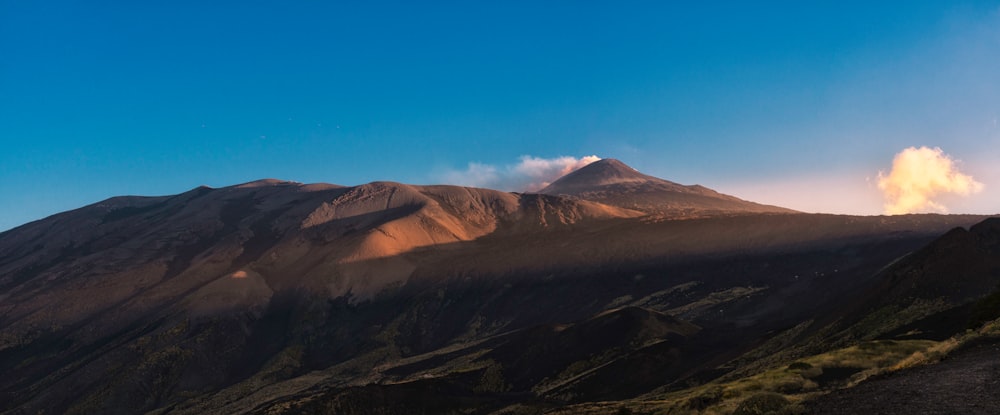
442;155;601;192
441;162;498;188
877;146;983;214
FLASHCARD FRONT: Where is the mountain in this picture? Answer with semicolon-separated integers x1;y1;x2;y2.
538;159;795;216
0;163;995;415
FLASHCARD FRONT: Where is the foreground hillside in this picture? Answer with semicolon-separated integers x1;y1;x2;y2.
0;163;995;414
806;335;1000;415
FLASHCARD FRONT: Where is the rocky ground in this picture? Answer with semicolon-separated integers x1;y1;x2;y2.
806;337;1000;415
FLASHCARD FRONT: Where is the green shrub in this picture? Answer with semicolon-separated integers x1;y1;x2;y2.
786;362;811;371
685;385;723;410
732;392;790;415
969;286;1000;329
772;379;806;394
474;364;510;393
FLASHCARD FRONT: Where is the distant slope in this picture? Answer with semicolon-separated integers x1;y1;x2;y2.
815;217;1000;345
538;159;795;216
871;217;1000;306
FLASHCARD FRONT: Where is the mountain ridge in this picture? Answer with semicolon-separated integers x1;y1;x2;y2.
0;159;785;238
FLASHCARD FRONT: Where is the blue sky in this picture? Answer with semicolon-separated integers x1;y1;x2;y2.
2;1;999;231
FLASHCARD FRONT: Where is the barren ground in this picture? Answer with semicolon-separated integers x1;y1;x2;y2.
806;337;1000;415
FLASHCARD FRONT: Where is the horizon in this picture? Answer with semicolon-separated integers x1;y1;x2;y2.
3;2;999;231
4;156;997;233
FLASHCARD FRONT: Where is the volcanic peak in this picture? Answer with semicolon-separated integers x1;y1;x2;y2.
539;158;670;194
538;158;795;216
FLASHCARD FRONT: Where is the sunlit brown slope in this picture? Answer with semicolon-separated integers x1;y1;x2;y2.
0;179;639;324
538;158;795;216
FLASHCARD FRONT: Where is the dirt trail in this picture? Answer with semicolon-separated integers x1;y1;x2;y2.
805;338;1000;415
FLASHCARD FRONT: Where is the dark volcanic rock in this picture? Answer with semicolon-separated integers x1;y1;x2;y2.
806;337;1000;415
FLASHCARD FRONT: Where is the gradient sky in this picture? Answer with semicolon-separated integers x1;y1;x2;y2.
2;1;999;231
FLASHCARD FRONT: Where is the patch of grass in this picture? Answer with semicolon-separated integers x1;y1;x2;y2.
675;316;1000;415
627;281;701;309
847;298;950;341
474;362;511;393
605;295;634;310
551;317;1000;415
968;286;1000;329
636;338;941;415
785;361;811;371
732;392;791;415
666;286;768;317
716;320;815;381
887;316;1000;373
685;385;723;411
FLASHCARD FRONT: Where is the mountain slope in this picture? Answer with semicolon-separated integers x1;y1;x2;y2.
816;217;1000;345
538;159;794;216
0;171;992;415
0;180;648;414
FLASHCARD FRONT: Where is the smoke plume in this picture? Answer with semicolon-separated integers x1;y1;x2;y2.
877;146;983;214
443;155;601;191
